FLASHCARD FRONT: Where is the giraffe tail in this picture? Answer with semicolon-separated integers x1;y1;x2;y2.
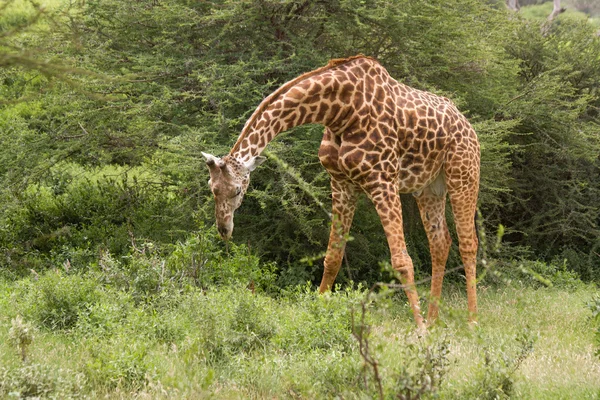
474;208;485;260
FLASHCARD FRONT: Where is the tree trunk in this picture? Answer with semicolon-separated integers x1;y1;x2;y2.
506;0;520;11
547;0;566;21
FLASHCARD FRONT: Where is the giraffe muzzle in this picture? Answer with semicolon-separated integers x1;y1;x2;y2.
217;223;232;241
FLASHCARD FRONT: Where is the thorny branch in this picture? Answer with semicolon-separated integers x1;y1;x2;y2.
351;295;384;400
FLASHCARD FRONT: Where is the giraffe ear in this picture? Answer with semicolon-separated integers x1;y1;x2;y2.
245;156;266;172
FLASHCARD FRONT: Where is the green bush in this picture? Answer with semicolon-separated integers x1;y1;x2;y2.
387;339;450;399
172;287;269;364
166;232;278;293
499;17;600;279
229;295;277;353
86;228;277;302
2;0;600;286
0;363;86;400
75;294;132;338
14;271;108;331
85;335;151;390
0;162;194;276
485;258;583;289
129;306;188;345
556;246;600;282
173;284;362;367
227;348;360;398
273;285;362;353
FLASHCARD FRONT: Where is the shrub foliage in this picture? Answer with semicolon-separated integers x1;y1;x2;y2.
1;0;599;285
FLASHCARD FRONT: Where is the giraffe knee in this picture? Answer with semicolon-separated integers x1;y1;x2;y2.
323;253;343;275
391;253;415;278
395;267;413;280
458;240;478;260
428;223;452;251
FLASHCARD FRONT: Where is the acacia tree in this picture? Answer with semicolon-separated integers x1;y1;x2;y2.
501;17;600;277
1;0;599;283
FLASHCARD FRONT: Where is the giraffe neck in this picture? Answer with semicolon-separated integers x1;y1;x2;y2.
229;61;366;162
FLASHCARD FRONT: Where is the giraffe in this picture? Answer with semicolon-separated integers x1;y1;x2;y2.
202;55;480;330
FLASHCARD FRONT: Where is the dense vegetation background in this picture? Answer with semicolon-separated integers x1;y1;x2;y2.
0;0;599;285
0;0;600;398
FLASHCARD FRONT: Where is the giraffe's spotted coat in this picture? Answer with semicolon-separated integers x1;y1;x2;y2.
204;56;480;329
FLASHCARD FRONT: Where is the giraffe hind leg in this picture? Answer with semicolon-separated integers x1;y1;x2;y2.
446;156;480;324
414;172;452;326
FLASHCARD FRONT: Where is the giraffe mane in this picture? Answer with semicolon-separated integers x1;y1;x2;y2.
230;54;378;156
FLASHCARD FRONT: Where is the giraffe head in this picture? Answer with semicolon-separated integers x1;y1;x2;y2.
201;152;266;240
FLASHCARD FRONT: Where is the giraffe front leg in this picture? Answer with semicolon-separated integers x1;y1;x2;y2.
319;180;357;293
370;186;425;331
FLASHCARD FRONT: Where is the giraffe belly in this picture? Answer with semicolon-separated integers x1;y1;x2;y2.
335;141;445;194
396;154;445;194
397;172;442;193
410;168;446;198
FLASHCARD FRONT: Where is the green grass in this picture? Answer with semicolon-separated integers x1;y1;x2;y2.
441;286;599;398
0;271;599;399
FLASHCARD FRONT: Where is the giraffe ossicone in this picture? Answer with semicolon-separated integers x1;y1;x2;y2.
204;55;480;329
200;151;222;167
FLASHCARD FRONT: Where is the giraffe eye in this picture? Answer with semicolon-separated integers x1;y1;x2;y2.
235;186;242;196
